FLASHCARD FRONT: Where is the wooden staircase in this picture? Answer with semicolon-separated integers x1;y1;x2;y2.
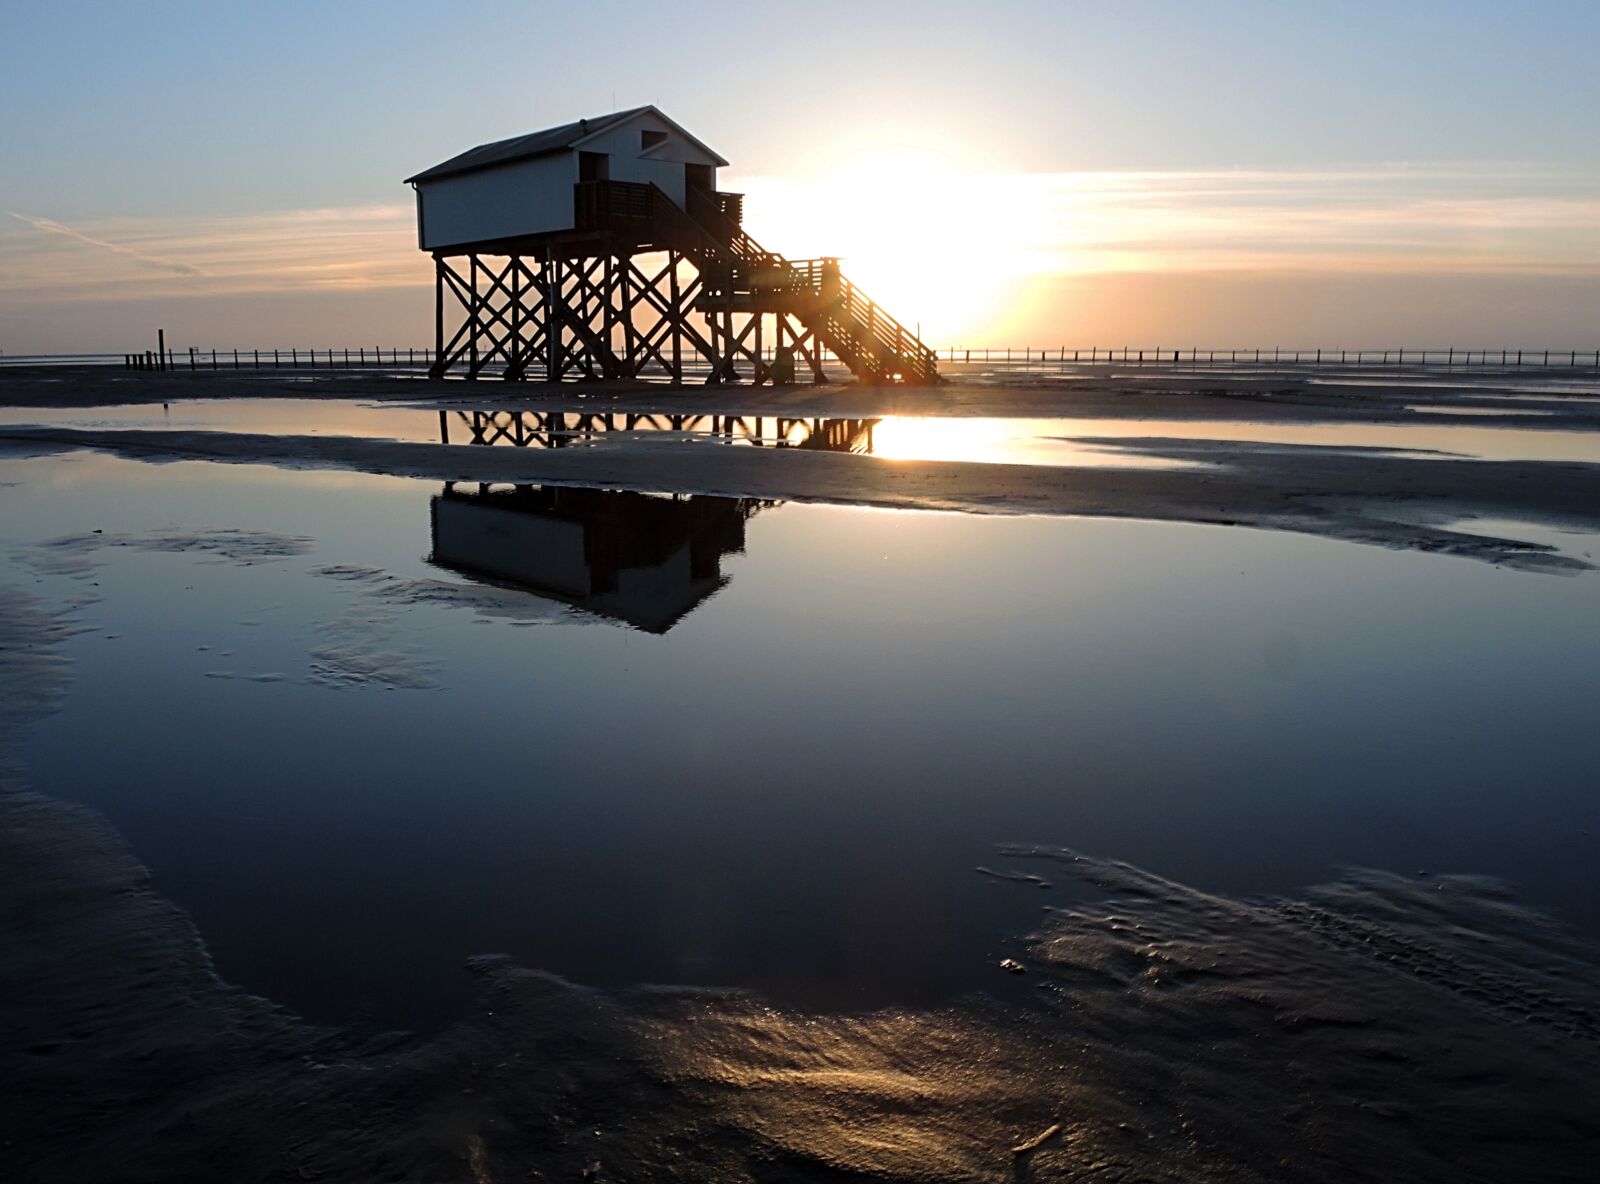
576;180;939;385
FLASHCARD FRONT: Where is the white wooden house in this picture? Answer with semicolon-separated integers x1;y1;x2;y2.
405;106;728;252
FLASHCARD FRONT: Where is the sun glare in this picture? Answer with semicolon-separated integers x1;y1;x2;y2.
735;145;1053;345
866;416;1033;465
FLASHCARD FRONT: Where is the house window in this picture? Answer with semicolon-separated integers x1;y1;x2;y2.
579;151;609;182
641;129;667;151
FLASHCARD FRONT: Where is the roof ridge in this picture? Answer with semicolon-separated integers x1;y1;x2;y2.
404;106;725;186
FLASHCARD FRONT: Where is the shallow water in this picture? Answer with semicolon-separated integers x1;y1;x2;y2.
3;449;1599;1033
3;398;1598;463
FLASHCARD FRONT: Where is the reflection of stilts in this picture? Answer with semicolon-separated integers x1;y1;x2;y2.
428;483;775;633
437;410;878;454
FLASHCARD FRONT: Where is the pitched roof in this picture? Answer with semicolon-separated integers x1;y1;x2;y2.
404;106;727;184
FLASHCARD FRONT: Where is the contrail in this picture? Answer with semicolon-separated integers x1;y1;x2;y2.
8;211;208;276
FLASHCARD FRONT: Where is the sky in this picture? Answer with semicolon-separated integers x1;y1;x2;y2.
2;0;1597;353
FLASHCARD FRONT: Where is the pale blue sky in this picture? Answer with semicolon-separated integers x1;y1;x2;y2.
5;0;1596;217
2;1;1596;349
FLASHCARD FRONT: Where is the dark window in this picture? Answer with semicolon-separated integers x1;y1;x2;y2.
686;163;713;192
579;151;609;182
641;129;667;151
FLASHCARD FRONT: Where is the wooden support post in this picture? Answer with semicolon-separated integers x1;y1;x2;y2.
468;254;480;374
619;253;637;376
669;252;683;385
545;254;561;382
506;255;523;381
431;256;445;376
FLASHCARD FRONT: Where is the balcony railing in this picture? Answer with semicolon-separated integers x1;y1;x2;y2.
574;179;654;229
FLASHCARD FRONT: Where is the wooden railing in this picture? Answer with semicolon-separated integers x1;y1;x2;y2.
835;277;939;379
937;346;1600;370
575;179;653;227
122;346;434;372
684;190;936;379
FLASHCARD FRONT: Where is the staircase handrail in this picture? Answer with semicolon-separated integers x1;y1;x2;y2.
579;179;937;380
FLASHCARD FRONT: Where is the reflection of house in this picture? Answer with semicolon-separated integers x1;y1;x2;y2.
428;483;767;633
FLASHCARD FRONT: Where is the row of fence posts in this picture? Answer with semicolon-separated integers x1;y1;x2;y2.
126;345;435;371
114;335;1600;374
945;347;1600;368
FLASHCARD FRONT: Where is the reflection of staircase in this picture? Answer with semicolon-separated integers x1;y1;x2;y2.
576;180;939;385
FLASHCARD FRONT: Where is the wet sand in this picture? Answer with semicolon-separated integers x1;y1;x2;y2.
5;363;1600;431
4;367;1600;1180
4;365;1597;573
4;422;1597;571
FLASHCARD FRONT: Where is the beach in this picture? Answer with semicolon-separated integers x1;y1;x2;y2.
3;365;1599;1181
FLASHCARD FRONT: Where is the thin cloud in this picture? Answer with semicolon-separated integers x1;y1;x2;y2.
738;164;1600;280
8;211;209;277
4;166;1599;314
0;204;420;301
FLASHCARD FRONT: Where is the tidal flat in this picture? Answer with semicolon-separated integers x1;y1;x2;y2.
2;365;1598;1181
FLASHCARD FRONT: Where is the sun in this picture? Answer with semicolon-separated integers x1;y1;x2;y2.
733;145;1045;346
